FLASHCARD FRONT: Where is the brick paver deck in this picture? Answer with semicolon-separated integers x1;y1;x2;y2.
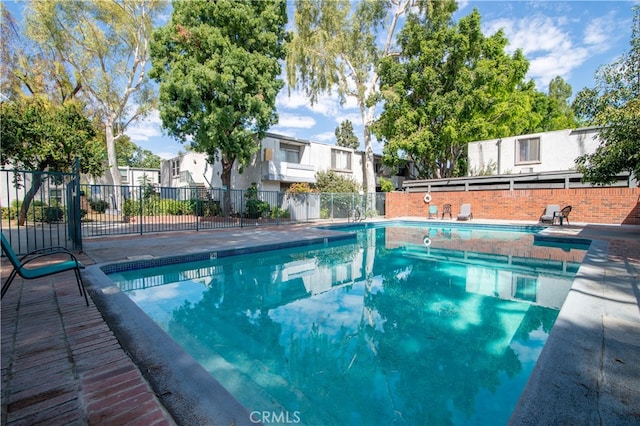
1;253;174;425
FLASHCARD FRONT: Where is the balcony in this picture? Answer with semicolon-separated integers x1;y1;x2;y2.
262;160;316;183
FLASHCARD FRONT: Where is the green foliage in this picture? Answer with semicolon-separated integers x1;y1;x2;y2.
374;8;568;179
122;199;137;217
378;177;395;192
269;206;289;219
335;120;359;149
89;199;110;214
572;6;640;184
116;136;162;169
287;0;457;193
0;96;103;225
150;0;288;203
0;97;103;174
469;160;497;177
244;182;271;219
246;199;271;219
2;199;63;222
24;0;165;186
314;170;361;193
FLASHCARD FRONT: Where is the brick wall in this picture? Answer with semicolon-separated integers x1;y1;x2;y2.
386;187;640;225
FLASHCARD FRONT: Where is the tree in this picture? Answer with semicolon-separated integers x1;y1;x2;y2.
531;76;578;132
114;136;162;169
287;0;457;194
572;6;640;184
150;0;287;215
335;120;360;149
24;0;165;188
374;8;539;179
0;97;103;225
314;170;361;193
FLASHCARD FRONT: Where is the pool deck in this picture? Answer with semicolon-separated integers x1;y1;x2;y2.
1;220;639;425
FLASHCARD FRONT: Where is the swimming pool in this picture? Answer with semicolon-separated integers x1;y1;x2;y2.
106;222;588;425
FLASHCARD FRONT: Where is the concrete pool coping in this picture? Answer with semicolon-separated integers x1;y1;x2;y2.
79;220;640;424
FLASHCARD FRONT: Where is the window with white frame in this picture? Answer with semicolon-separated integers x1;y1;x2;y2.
515;137;540;164
171;159;180;177
331;149;352;171
279;143;300;163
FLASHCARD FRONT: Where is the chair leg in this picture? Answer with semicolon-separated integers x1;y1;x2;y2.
1;270;18;299
75;269;89;306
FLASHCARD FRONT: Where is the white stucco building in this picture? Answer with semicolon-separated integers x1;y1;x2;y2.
161;132;403;192
467;127;603;175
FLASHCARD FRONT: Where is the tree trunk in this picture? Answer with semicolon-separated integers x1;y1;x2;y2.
105;117;124;211
18;173;44;226
220;158;233;217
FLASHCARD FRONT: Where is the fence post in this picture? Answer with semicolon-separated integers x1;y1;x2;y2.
72;158;83;250
196;194;200;232
138;185;143;235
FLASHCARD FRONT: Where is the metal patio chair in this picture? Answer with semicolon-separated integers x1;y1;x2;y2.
442;204;452;220
553;205;572;226
1;233;88;305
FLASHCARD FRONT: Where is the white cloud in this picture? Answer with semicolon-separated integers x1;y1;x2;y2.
583;11;620;53
483;14;591;90
335;112;362;126
125;110;163;142
313;131;336;143
276;112;316;128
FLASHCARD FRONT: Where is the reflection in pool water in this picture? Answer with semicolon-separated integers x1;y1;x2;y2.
108;225;586;425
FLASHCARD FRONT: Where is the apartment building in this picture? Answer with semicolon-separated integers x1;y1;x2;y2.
467;127;603;176
160;132;405;192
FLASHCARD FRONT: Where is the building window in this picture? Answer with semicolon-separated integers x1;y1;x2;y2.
171;159;180;177
119;169;129;183
515;137;540;164
513;275;537;302
50;189;63;205
331;149;352;171
279;143;300;163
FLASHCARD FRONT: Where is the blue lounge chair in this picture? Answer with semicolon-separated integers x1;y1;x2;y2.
457;204;473;221
428;205;438;219
1;234;88;305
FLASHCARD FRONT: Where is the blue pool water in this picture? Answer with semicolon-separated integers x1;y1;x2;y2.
107;223;587;425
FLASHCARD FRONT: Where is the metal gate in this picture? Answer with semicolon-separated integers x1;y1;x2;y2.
0;167;82;255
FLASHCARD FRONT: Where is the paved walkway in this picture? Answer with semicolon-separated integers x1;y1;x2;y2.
1;251;175;425
2;221;639;425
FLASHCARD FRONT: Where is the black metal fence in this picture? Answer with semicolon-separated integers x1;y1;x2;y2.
1;169;82;254
2;167;386;251
80;184;386;237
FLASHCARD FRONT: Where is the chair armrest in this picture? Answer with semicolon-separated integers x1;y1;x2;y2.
18;248;83;270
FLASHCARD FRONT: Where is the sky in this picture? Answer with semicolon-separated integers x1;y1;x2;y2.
5;1;637;160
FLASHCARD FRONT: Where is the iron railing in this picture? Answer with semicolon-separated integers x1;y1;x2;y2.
2;167;386;245
1;169;82;254
80;184;386;237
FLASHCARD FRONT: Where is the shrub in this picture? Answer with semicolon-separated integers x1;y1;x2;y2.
246;199;271;218
270;206;289;219
89;199;109;213
123;199;138;217
43;206;64;222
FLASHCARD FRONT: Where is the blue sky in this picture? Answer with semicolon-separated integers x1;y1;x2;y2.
5;1;637;159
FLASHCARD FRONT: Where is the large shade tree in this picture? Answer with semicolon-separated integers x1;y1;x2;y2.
572;6;640;184
373;8;547;179
0;97;103;225
287;0;457;193
150;0;287;215
24;0;165;189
